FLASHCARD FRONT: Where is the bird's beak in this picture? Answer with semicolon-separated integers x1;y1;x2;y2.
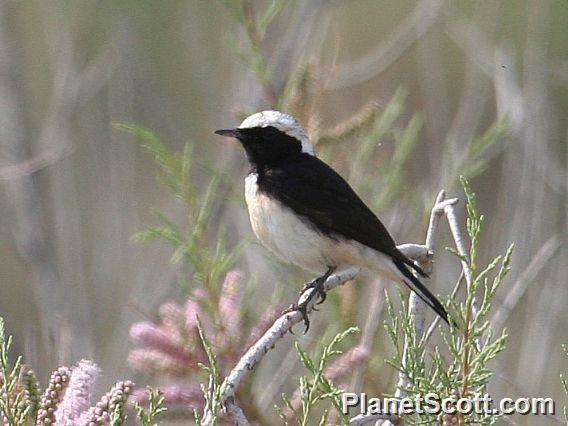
214;128;241;138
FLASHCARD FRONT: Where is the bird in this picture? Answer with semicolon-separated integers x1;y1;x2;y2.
215;110;449;330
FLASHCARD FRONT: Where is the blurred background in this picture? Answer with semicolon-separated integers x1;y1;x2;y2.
0;0;566;424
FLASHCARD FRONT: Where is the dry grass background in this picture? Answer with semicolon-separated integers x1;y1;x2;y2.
0;1;566;424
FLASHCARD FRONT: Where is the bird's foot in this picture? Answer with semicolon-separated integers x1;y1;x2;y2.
284;267;336;333
299;267;336;304
283;302;311;333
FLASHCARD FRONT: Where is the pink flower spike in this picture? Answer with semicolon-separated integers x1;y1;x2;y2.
128;348;198;376
184;298;211;336
218;269;245;333
162;383;204;410
129;321;191;362
158;301;185;341
79;380;135;425
55;359;101;425
36;366;71;425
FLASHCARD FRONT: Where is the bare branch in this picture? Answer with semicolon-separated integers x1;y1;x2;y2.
202;190;467;423
443;199;481;329
200;268;360;425
395;191;457;398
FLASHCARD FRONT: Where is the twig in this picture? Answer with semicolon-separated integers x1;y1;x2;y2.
200;268;360;425
413;191;457;329
395;191;457;398
443;193;480;416
422;192;486;345
444;200;472;286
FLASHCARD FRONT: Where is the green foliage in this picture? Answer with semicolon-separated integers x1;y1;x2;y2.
1;316;157;426
385;178;512;425
277;327;359;426
0;318;31;425
221;0;286;104
134;387;167;426
113;122;246;301
20;369;39;421
194;316;222;426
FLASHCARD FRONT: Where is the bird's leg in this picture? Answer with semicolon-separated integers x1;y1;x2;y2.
284;267;336;333
299;266;336;304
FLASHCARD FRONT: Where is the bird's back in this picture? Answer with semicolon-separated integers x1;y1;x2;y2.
254;153;401;259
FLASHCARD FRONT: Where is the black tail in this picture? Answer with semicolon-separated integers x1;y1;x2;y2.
392;259;450;325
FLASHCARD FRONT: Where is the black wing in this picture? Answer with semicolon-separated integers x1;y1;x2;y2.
256;153;424;275
257;154;450;325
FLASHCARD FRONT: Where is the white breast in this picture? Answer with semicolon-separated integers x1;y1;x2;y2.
244;174;407;287
245;173;395;277
244;173;329;274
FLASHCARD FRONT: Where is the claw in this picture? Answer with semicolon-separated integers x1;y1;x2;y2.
301;314;310;333
282;303;311;333
316;288;327;305
285;267;337;334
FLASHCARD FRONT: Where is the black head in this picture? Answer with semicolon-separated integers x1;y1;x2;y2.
214;110;315;168
215;126;303;167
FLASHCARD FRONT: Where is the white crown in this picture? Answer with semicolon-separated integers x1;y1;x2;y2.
239;110;315;156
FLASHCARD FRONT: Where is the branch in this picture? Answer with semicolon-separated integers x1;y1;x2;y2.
444;199;472;287
200;268;360;425
202;191;465;424
395;191;458;398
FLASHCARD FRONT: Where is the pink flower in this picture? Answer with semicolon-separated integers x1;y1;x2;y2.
55;359;100;425
218;269;245;334
36;366;71;425
129;321;192;362
184;299;203;331
158;302;185;342
79;380;134;425
128;348;200;376
184;298;214;340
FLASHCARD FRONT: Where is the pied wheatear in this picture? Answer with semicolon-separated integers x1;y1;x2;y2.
215;111;449;330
